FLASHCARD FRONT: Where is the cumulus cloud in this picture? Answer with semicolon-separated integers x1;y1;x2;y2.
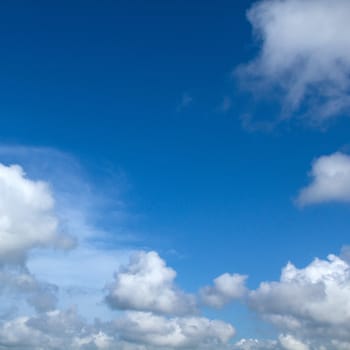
237;0;350;124
7;148;350;350
248;253;350;346
0;148;135;323
0;308;235;350
115;311;235;348
0;163;74;264
233;338;279;350
297;152;350;205
234;337;313;350
278;335;309;350
0;308;113;350
200;273;247;308
106;251;196;315
0;153;241;350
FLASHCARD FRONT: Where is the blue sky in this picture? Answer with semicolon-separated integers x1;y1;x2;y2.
1;1;350;349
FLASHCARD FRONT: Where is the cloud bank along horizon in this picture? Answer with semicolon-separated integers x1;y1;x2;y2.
1;149;350;349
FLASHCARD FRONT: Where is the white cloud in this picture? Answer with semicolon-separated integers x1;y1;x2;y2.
0;308;235;350
0;163;74;265
0;149;243;350
0;147;134;322
0;145;132;243
7;147;350;350
227;252;350;349
297;152;350;205
106;251;196;315
200;273;247;308
115;311;235;348
0;308;114;350
238;0;350;124
233;338;279;350
279;335;309;350
248;253;350;345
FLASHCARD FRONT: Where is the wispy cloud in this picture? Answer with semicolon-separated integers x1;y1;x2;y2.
296;152;350;206
208;250;350;350
0;145;239;350
237;0;350;127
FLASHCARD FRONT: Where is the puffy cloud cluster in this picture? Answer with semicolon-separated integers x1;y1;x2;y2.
0;162;105;348
248;254;350;348
233;338;280;350
103;250;240;349
234;336;309;350
103;241;350;349
278;335;309;350
238;0;350;124
8;152;350;350
0;308;113;350
202;249;350;349
0;162;79;320
104;252;238;349
297;152;350;205
115;311;235;348
233;336;312;350
200;273;247;308
4;157;350;350
0;164;74;265
0;308;235;350
0;159;236;350
106;251;196;315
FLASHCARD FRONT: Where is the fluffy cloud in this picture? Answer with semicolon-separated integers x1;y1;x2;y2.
238;0;350;123
233;338;279;350
0;156;239;350
278;335;309;350
0;163;74;264
0;308;113;350
115;311;235;348
106;251;196;315
0;309;235;350
7;151;350;350
105;248;350;349
297;152;350;205
0;147;135;322
248;254;350;346
234;336;309;350
0;162;78;315
200;273;247;308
